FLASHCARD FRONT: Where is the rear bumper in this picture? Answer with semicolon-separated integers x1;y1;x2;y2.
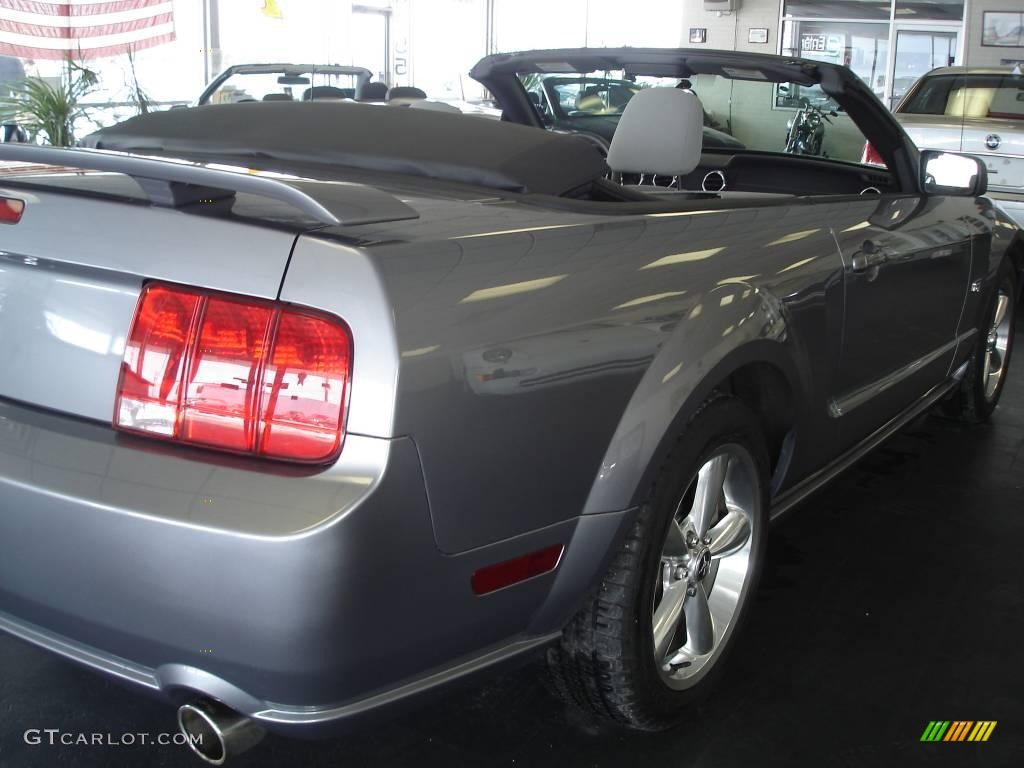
0;398;633;734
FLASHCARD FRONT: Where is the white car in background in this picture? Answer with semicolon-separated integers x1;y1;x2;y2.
879;66;1024;227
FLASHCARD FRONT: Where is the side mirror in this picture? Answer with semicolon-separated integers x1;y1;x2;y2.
921;150;987;196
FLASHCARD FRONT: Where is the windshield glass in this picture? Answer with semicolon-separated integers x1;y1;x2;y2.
519;70;872;165
900;73;1024;120
207;70;365;104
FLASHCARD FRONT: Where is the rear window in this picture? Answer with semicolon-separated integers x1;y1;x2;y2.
901;73;1024;120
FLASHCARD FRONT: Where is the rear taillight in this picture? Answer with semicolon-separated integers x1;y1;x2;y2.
861;142;886;167
0;196;24;224
115;283;351;464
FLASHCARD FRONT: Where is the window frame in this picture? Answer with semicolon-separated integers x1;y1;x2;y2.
777;0;965;110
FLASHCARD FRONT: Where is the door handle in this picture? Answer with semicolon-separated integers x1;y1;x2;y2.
850;240;889;273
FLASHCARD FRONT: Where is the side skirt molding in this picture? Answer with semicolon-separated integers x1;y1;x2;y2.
828;334;968;418
771;376;959;523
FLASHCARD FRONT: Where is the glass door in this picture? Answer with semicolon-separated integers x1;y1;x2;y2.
888;26;958;108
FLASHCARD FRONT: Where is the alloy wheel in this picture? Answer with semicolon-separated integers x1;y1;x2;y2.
983;286;1012;403
652;444;760;690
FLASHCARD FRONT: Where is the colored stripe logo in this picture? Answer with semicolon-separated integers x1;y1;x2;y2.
920;721;997;742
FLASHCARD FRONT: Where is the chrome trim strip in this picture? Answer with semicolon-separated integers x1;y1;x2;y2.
772;376;959;522
0;609;160;691
0;607;558;726
0;144;342;225
254;634;561;724
829;337;961;418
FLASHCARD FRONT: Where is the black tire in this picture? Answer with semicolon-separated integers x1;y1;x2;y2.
547;394;769;730
944;261;1017;423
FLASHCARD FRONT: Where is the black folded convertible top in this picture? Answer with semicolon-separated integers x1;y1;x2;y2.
82;102;608;197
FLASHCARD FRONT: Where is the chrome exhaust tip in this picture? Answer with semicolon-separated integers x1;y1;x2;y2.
177;699;266;765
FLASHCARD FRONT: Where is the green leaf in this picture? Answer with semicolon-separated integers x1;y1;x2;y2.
0;58;96;146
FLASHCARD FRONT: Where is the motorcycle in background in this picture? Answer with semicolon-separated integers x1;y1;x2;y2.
784;97;837;157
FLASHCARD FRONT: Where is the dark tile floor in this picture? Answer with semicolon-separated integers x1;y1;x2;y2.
2;324;1023;768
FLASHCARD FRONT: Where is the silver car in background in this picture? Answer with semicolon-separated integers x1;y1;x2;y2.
890;66;1024;228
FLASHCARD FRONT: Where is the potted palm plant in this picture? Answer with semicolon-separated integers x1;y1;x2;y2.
0;59;98;146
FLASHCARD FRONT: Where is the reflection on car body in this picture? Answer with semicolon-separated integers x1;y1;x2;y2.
889;66;1024;229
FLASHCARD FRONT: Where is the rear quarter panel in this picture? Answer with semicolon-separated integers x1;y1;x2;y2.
360;197;854;553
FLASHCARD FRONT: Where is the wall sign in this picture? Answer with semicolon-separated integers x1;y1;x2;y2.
689;28;707;44
748;28;769;45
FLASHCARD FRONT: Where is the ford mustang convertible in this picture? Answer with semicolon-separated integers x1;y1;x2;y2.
0;48;1020;763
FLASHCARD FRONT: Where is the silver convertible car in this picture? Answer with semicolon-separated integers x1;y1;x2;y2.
0;48;1020;763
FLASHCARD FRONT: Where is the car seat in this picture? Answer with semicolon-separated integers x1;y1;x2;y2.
356;82;388;101
607;87;703;188
303;86;352;101
386;86;427;102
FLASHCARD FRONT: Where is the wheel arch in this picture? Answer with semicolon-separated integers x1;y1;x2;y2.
581;284;806;517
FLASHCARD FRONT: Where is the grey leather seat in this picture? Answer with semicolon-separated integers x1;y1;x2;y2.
607;87;704;183
356;82;389;102
408;100;462;114
387;86;427;102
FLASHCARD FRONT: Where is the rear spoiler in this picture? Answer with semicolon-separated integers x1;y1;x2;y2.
0;144;419;227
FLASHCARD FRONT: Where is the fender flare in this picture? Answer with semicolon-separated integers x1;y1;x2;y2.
581;282;806;516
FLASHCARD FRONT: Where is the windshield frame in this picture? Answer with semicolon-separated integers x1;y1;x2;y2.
197;64;373;106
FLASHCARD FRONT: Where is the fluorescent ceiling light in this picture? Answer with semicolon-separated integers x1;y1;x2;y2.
641;247;725;270
767;229;820;246
613;290;687;310
460;275;568;303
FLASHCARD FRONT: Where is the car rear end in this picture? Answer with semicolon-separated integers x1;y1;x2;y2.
894;68;1024;228
0;156;616;738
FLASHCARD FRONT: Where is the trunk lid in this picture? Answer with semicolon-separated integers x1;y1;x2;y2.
958;117;1024;194
0;172;300;423
898;113;1024;194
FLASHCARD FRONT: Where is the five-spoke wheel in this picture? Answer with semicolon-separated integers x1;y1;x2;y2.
547;395;768;729
653;445;758;689
983;287;1012;403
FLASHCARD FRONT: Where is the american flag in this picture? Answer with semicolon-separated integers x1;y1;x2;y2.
0;0;175;60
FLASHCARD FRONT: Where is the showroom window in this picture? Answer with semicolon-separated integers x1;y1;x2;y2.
781;0;965;108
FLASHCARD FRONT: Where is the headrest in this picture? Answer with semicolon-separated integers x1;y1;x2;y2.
408;100;462;114
262;93;293;102
357;82;388;101
303;86;352;101
606;87;704;177
387;86;427;102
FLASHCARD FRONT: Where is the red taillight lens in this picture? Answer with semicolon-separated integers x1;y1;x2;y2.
115;283;351;463
182;298;274;452
862;142;886;167
116;285;200;437
259;311;350;461
0;196;25;224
